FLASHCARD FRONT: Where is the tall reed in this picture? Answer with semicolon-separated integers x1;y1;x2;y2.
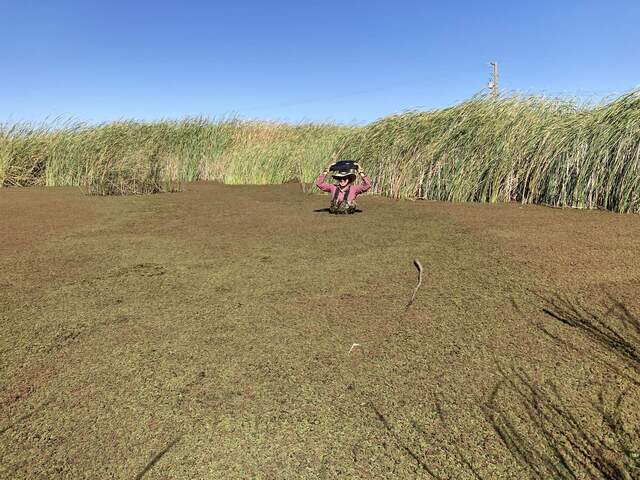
0;118;348;194
337;90;640;212
1;90;640;211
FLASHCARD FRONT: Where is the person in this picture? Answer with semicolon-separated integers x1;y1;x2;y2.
315;162;372;214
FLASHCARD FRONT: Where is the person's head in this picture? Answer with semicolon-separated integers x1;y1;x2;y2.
333;172;356;187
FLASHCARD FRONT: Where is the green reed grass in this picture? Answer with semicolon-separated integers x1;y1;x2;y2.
1;90;640;211
337;90;640;212
0;117;348;195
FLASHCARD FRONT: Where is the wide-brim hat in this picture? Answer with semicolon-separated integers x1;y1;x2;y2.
330;160;358;172
332;170;357;179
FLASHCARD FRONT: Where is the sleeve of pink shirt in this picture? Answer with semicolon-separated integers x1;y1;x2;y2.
353;175;372;194
315;173;335;193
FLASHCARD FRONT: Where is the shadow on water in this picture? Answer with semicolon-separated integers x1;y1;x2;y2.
372;371;639;479
484;293;640;479
134;435;183;480
370;402;446;479
370;293;640;479
483;365;640;480
370;394;491;479
312;208;363;213
520;292;640;385
483;293;640;479
542;293;639;366
0;400;51;436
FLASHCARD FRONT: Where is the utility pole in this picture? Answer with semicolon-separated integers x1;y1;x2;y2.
488;61;499;97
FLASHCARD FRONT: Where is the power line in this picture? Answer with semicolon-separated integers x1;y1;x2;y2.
239;65;484;113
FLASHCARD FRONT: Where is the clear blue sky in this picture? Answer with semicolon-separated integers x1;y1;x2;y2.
2;0;639;124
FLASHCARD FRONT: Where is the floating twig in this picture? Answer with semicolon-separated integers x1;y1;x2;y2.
405;259;423;311
135;435;183;480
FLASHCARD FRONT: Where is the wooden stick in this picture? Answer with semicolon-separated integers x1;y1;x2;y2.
405;259;423;311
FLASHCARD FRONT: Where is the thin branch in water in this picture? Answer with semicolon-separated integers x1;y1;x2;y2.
405;259;423;311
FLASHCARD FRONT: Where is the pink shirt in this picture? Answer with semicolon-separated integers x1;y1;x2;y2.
315;174;372;203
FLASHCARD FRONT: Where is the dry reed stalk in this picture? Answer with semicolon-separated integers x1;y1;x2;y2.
405;259;423;311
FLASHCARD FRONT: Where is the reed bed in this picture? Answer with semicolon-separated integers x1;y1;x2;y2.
1;90;640;211
337;90;640;212
0;118;348;194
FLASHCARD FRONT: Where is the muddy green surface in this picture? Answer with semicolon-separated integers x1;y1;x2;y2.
1;183;639;479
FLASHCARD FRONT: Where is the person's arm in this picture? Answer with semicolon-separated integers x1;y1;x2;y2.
353;170;372;194
315;168;334;192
